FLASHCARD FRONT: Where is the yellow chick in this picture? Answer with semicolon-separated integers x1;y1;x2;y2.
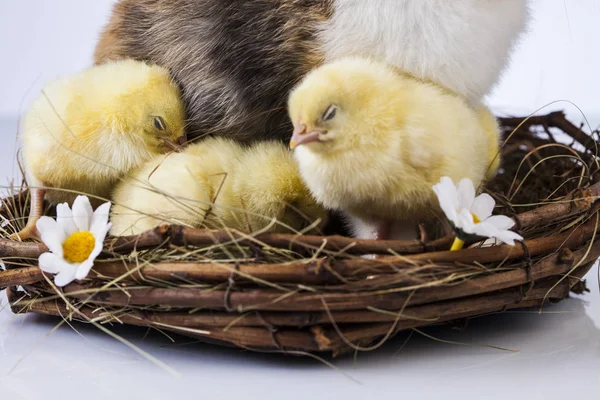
288;57;500;240
16;59;186;240
110;138;327;236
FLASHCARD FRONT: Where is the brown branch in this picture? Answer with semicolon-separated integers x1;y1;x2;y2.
107;225;455;256
89;259;368;285
59;231;598;312
4;208;598;290
503;133;593;164
0;240;47;259
2;112;598;354
513;180;600;229
516;183;600;228
499;111;596;151
0;266;44;288
43;281;576;327
49;209;600;285
3;180;598;263
405;213;599;265
9;277;572;353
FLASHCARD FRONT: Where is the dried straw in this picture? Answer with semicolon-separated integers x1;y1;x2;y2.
1;111;598;355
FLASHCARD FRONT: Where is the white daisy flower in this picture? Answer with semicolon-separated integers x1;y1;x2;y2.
36;196;111;287
433;177;523;250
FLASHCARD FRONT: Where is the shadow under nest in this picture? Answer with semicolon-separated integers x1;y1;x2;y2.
0;111;599;356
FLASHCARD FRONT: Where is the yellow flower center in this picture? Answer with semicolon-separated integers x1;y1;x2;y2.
62;231;95;263
472;213;481;224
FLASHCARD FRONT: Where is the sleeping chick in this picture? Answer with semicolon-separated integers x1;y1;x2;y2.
288;57;500;241
231;141;328;234
109;138;327;236
15;59;185;240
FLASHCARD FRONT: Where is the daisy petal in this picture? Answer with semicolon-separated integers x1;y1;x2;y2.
54;265;78;287
36;216;61;237
457;179;476;210
455;208;475;232
38;252;63;274
471;220;502;238
56;202;78;237
39;253;77;287
75;259;95;281
72;196;93;232
433;177;458;222
36;217;65;256
471;193;495;221
485;215;515;230
495;230;524;246
77;223;110;280
90;202;111;238
434;176;456;193
89;224;110;261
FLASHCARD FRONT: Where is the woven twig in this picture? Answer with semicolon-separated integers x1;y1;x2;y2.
2;180;598;263
6;274;583;352
1;111;598;355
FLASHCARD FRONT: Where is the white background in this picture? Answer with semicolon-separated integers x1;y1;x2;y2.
1;1;599;399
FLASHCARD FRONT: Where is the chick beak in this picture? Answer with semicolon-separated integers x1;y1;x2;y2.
163;138;184;153
177;132;189;147
290;123;323;149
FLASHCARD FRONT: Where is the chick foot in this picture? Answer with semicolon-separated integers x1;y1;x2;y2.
374;220;392;241
348;217;392;259
418;223;429;243
10;188;45;241
370;220;394;260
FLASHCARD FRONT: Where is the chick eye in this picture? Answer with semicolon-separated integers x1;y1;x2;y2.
153;116;167;131
322;105;337;121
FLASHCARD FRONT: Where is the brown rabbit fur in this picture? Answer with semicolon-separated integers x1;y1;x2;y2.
95;1;529;143
95;0;332;142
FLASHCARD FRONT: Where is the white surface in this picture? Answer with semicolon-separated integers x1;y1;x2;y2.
1;1;600;399
1;287;599;399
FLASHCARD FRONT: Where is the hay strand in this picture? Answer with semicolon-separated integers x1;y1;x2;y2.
1;111;598;355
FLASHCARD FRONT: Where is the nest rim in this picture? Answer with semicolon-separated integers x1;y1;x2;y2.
0;111;599;356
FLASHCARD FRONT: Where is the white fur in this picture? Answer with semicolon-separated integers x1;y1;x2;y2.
320;0;529;101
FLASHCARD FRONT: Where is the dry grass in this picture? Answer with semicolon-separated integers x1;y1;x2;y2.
1;111;599;356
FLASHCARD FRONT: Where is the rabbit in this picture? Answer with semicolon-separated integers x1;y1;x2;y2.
95;0;529;142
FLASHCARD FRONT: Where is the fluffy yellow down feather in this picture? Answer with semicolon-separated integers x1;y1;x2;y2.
16;59;185;240
110;138;327;236
288;57;500;240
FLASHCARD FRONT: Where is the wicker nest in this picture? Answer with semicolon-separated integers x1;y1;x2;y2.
1;111;599;356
